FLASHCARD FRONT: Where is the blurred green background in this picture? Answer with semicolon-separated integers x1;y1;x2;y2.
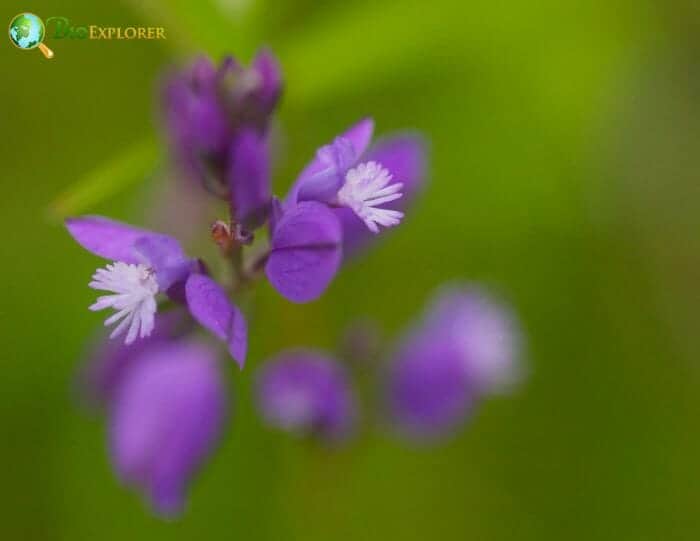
3;0;700;538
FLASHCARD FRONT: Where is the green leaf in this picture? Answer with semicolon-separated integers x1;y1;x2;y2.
48;137;159;221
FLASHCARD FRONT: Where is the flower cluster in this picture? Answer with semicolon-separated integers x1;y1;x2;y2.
66;49;521;518
66;49;426;515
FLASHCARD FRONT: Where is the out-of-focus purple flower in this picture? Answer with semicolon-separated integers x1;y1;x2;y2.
217;49;282;131
256;351;355;442
65;216;247;365
110;340;226;517
162;56;230;188
388;335;474;439
162;51;281;221
387;285;522;440
265;201;342;303
287;119;426;239
423;285;522;394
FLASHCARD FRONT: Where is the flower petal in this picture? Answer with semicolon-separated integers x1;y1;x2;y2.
342;117;375;158
266;202;342;303
162;56;230;157
387;336;474;441
132;235;192;292
250;48;283;118
287;118;375;205
109;340;226;517
218;50;282;127
227;130;271;229
423;285;523;395
365;133;427;203
66;216;158;264
256;350;356;441
185;274;247;367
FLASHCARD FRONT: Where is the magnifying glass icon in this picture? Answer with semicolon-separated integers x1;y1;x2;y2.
8;13;54;59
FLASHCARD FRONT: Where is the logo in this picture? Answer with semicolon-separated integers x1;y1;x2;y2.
8;12;54;58
9;14;167;59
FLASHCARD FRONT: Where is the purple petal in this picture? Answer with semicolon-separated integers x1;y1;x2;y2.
342;117;374;158
287;118;375;205
256;350;356;441
266;202;342;303
66;216;157;264
227;130;271;229
387;337;474;440
67;216;196;298
338;133;428;257
423;285;523;395
365;133;427;201
217;50;282;130
132;235;192;292
185;274;247;367
251;48;283;117
162;57;230;158
110;340;226;517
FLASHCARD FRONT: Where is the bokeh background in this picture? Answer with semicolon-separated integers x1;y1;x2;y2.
3;0;700;539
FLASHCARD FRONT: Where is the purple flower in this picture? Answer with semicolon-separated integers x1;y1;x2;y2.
424;286;522;394
256;351;356;442
66;216;247;366
287;119;426;241
162;56;230;187
162;51;282;228
388;336;475;440
66;216;197;344
264;120;425;302
109;339;226;517
387;285;522;440
64;48;439;520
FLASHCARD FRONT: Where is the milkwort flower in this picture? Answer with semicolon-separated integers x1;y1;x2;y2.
265;119;427;302
386;285;522;440
66;48;429;517
66;216;247;366
162;50;281;229
109;340;227;516
256;351;356;442
75;310;226;516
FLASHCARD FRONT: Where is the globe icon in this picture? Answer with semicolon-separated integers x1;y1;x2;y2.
9;13;44;48
8;12;53;58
